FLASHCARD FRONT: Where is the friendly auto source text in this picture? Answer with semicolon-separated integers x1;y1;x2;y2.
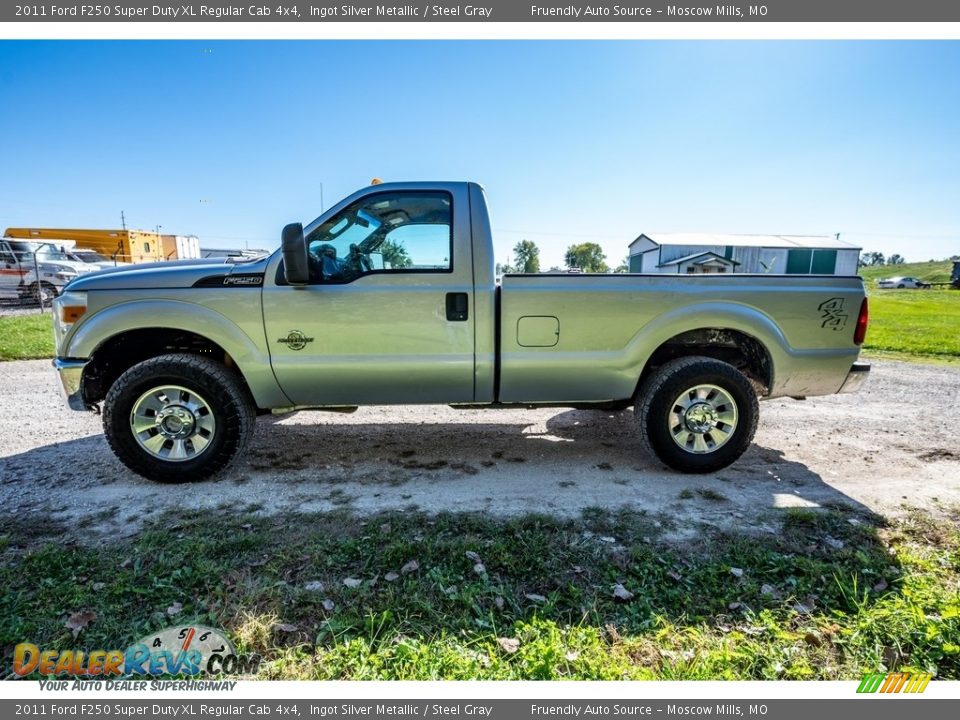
530;5;763;18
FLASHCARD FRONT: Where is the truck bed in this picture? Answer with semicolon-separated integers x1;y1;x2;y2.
496;273;865;403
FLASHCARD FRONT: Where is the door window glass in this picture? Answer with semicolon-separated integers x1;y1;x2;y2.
304;191;452;284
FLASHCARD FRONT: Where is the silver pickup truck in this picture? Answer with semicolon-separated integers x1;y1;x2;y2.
51;182;870;482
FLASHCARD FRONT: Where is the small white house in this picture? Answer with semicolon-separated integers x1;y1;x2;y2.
628;233;861;275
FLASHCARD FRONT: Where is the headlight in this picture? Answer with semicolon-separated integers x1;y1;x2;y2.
52;291;88;353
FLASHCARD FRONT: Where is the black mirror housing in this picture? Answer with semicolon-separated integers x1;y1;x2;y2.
281;222;308;285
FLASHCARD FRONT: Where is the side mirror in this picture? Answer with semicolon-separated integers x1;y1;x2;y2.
281;222;308;285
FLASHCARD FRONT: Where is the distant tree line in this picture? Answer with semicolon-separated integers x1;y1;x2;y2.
859;252;906;267
496;239;628;275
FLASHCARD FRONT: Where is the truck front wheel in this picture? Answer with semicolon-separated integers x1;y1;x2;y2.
103;354;256;483
637;356;759;473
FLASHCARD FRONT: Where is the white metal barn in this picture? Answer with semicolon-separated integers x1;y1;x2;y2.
627;233;861;275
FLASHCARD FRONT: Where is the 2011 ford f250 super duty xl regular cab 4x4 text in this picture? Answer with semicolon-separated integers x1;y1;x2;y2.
51;182;870;482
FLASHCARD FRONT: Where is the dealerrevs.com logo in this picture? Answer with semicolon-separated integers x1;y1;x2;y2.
13;625;261;678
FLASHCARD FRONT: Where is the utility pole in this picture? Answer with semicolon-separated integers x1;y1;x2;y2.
121;211;126;230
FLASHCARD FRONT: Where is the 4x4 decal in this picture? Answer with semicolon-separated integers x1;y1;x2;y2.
818;297;849;331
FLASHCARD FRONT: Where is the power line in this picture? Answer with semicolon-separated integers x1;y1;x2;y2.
838;231;960;240
494;228;627;241
496;228;960;242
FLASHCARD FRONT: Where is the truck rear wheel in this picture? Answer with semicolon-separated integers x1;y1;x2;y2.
637;356;758;474
103;354;256;483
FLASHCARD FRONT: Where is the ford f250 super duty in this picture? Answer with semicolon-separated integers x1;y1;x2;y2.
51;182;870;482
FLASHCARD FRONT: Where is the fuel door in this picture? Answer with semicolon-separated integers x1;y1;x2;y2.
517;316;559;347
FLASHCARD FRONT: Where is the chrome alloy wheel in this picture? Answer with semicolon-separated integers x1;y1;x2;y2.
130;385;216;461
668;384;739;454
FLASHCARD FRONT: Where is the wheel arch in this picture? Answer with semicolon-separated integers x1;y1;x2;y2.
67;300;289;409
628;302;786;400
637;327;773;398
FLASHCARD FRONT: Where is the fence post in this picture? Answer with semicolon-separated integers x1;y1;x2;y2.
32;250;44;314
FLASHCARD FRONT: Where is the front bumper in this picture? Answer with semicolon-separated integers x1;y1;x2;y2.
838;360;871;394
52;358;90;410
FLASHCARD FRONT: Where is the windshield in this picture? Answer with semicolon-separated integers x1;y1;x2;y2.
312;208;384;252
34;243;75;261
6;240;42;255
70;250;109;263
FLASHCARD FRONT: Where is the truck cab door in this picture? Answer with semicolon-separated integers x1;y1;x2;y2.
261;185;476;406
0;243;25;291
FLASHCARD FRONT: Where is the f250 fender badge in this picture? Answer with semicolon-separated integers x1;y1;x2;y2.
277;330;314;351
223;274;262;286
818;297;849;331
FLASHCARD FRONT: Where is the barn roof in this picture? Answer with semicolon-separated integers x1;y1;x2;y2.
629;233;861;251
657;251;740;268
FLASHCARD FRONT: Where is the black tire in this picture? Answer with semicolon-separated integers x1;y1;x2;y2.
636;356;759;474
29;282;57;305
103;354;256;483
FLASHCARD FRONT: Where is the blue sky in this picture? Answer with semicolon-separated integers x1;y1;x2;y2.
0;41;958;268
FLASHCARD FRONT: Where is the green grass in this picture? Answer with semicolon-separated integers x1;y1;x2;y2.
862;290;960;357
854;260;960;358
0;313;54;360
2;505;958;680
858;260;954;286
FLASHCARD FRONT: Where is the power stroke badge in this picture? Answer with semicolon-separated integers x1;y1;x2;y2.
277;330;314;351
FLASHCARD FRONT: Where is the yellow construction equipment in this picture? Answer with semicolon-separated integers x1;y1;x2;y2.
3;228;165;263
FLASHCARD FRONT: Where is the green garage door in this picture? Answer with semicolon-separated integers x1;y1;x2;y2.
811;249;837;274
786;249;812;274
786;249;837;274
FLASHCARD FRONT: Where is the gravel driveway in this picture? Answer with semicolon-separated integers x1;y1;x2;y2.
1;358;957;538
